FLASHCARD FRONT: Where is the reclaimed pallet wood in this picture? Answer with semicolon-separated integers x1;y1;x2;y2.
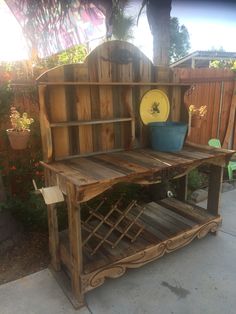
38;81;190;86
41;144;234;203
37;41;151;160
45;168;60;271
222;81;236;148
58;199;222;294
37;40;192;161
66;182;84;307
37;41;236;309
48;66;70;159
74;64;93;154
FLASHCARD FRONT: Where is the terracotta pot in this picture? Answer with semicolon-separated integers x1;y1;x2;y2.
191;116;202;128
6;129;30;150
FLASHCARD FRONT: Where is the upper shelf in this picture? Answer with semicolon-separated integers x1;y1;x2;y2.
50;117;133;127
37;81;190;86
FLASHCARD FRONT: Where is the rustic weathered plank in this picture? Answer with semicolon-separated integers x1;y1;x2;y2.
91;153;147;173
222;82;236;148
50;118;132;127
66;182;84;307
58;197;221;294
145;202;194;232
48;67;70;159
47;204;60;270
41;145;234;203
175;67;236;146
38;81;190;86
36;41;235;309
39;85;53;162
45;168;60;270
159;198;216;223
147;202;195;227
207;164;223;217
97;43;115;151
80;209;221;293
74;63;93;154
219;78;234;144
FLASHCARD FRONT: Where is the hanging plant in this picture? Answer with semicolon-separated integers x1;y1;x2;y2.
188;105;207;128
6;107;34;150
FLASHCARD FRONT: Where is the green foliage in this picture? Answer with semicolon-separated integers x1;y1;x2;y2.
1;193;48;231
1;145;66;231
9;107;34;131
188;168;207;191
0;44;88;231
210;59;236;70
1;160;45;229
35;44;87;69
57;45;87;64
112;9;135;41
169;17;191;62
1;193;68;231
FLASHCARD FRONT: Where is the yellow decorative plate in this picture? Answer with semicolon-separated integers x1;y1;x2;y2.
139;89;170;125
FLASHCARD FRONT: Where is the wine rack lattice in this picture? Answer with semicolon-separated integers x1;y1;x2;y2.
81;197;145;255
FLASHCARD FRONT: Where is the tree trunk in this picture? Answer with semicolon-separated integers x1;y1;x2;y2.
146;0;172;66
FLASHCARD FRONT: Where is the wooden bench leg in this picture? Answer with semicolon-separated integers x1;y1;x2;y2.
175;174;188;201
45;168;60;271
47;204;61;271
66;182;85;308
207;165;223;235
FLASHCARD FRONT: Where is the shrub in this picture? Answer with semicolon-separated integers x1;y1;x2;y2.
188;168;207;191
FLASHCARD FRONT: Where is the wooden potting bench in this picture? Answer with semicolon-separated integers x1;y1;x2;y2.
37;41;235;308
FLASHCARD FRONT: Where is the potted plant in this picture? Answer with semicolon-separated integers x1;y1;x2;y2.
188;105;207;128
6;107;34;150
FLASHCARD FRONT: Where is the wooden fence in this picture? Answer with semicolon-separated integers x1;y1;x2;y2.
173;68;236;149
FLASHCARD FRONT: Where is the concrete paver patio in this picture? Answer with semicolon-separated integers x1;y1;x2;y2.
1;189;236;314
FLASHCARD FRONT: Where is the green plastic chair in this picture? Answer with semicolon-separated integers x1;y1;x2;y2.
208;138;236;180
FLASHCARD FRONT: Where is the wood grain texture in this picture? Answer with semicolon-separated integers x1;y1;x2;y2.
38;85;52;162
57;198;221;294
207;164;223;216
80;215;221;292
41;144;233;203
38;81;190;86
222;82;236;148
175;67;236;147
45;168;60;270
36;42;235;309
74;63;93;154
48;67;70;159
175;174;188;201
37;41;190;160
66;182;84;306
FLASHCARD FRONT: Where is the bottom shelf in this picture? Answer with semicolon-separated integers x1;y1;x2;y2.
59;198;222;293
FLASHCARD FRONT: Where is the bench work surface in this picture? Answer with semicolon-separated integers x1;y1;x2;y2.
41;143;234;203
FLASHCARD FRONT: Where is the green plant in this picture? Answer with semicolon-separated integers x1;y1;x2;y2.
34;44;87;70
210;59;236;70
1;150;47;230
189;105;207;118
169;17;191;63
57;45;87;65
188;168;207;191
112;9;135;41
9;107;34;131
